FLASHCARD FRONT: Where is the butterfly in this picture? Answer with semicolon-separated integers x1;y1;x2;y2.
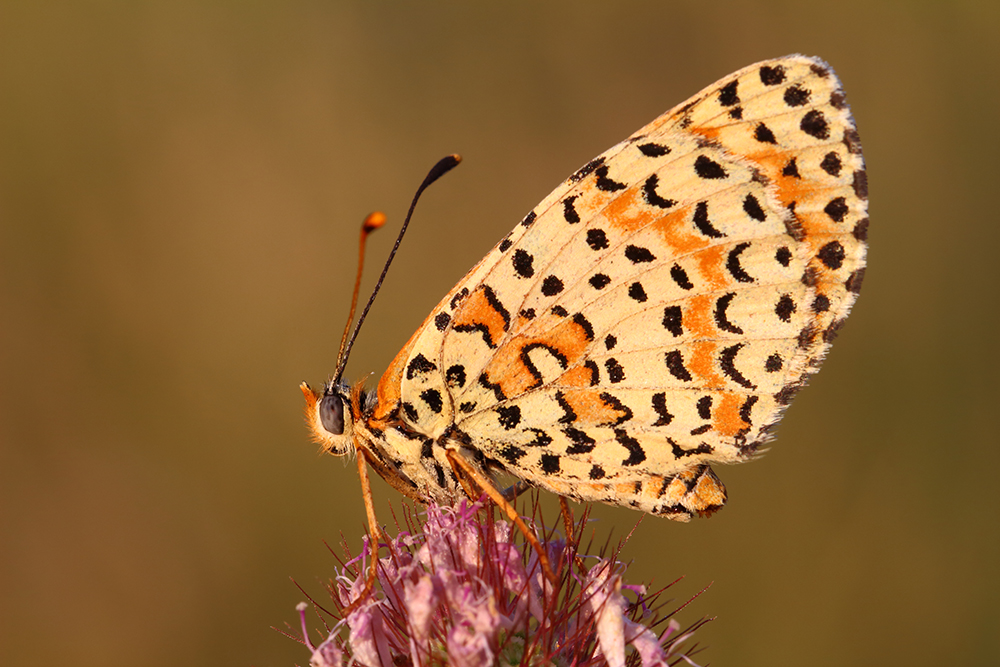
302;54;867;529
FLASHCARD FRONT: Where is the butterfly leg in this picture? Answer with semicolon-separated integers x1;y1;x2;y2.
342;451;383;616
558;496;589;574
445;448;558;586
451;458;480;502
500;479;532;503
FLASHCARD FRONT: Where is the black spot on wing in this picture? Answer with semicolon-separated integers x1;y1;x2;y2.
496;405;521;430
775;294;796;322
420;389;443;414
605;358;626;383
853;218;869;242
854;170;869;199
638;142;671;157
406;353;437;380
628;282;648;302
615;429;646;466
765;354;783;372
846;267;866;295
754;123;777;144
801;266;818;287
743;194;766;222
665;350;693;381
652;393;673;426
595;165;627;192
775;246;792;267
500;445;526;464
643;174;676;209
563;196;580;223
820;151;842;176
541;275;564;296
671;264;693;290
662;305;683;337
512;249;534;278
782;158;801;178
714;293;743;334
726;242;755;283
720;344;756;389
824;197;849;223
784;84;811;107
625;245;655;263
694;155;727;179
589;273;611;289
520;211;536;227
586;228;609;250
759;64;786;85
693;201;725;238
564;427;596;454
526;429;553;448
800;109;830;140
811;61;831;78
740;395;758;425
446;364;467;388
555;391;577;424
818;241;846;269
718;79;739;106
696;395;712;419
540;454;561;474
435;312;451;331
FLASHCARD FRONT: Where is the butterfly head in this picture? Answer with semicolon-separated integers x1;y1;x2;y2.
300;381;357;456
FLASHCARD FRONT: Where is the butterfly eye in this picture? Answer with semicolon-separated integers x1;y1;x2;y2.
319;393;345;435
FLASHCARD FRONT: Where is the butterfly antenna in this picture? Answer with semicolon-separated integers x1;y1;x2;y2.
336;211;388;365
333;154;462;383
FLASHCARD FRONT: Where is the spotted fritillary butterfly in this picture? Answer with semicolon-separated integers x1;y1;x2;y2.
302;54;867;520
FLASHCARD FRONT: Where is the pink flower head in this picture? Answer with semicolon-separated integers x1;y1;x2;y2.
289;498;709;666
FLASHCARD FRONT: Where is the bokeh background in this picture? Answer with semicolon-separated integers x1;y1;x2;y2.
2;2;998;666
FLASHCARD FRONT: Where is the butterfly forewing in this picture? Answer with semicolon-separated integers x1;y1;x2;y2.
369;54;866;518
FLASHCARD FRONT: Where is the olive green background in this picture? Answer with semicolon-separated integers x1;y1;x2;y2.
2;2;998;666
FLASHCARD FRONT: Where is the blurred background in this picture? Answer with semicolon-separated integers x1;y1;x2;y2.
2;2;998;665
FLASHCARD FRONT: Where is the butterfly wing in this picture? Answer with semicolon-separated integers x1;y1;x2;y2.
371;55;867;518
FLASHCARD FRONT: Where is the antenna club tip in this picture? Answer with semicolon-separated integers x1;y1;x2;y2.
423;154;462;187
363;211;387;232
